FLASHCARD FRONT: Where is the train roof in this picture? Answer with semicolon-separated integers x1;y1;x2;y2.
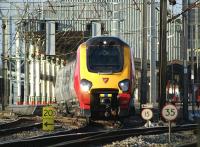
86;36;129;47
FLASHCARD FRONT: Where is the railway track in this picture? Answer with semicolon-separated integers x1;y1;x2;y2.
178;142;198;147
0;118;42;137
27;120;120;140
0;118;30;129
0;124;197;147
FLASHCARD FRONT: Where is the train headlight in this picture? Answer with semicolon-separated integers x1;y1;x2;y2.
118;79;130;92
80;79;92;92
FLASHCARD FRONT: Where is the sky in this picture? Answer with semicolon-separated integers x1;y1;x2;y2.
171;0;183;14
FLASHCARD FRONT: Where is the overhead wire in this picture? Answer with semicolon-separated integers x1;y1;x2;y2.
1;0;176;58
168;0;200;23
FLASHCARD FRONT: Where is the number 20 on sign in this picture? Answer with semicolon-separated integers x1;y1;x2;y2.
42;106;56;131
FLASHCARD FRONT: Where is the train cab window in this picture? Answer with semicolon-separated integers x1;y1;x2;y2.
87;45;123;73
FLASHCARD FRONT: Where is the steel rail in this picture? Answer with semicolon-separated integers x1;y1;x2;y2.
0;131;105;147
0;118;32;130
51;124;198;146
0;124;197;147
28;125;92;139
177;142;198;147
0;122;42;137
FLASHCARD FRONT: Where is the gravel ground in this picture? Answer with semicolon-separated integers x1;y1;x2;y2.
0;126;197;146
104;131;197;147
0;128;52;143
0;123;71;143
0;116;198;146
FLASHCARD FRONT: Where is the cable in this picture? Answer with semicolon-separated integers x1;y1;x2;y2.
132;0;141;12
168;0;200;23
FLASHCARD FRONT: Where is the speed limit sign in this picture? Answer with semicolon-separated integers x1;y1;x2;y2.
162;104;178;121
141;108;153;120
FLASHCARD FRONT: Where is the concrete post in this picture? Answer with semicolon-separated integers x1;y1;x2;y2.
182;0;189;121
111;3;120;37
141;0;148;106
41;54;46;105
46;56;51;104
51;57;56;103
159;0;167;117
16;31;21;105
1;18;9;109
8;17;13;106
29;41;35;105
150;0;157;104
24;34;29;105
35;39;41;105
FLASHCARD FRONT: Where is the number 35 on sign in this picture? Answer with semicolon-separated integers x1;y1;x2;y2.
162;104;178;121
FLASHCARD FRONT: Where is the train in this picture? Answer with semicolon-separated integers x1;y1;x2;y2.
166;63;183;103
55;36;135;122
166;62;200;105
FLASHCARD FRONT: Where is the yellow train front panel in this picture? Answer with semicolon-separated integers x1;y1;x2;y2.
80;43;132;94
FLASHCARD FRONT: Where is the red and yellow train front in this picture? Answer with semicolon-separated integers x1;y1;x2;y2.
74;37;134;118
